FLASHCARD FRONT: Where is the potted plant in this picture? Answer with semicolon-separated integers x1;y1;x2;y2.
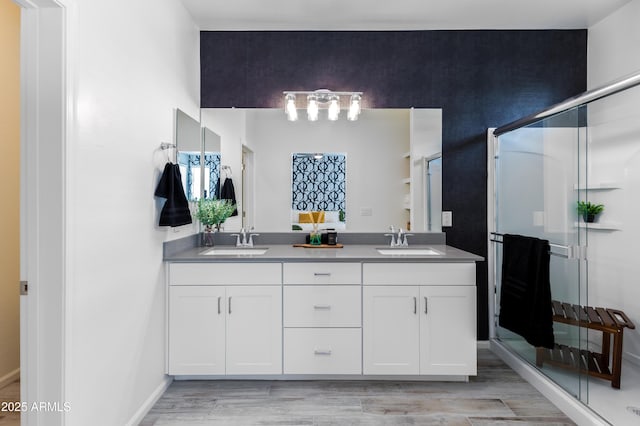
577;201;604;223
196;199;236;245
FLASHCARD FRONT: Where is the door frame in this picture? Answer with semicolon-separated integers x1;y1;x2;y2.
18;0;69;424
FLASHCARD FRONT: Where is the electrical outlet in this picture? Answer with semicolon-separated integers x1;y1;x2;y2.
442;211;452;227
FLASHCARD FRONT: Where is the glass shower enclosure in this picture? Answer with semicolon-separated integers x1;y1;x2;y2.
490;70;640;424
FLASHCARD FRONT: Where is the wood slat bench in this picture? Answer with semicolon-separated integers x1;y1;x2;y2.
535;300;635;389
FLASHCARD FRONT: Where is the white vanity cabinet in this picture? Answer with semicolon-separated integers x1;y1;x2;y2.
363;263;477;376
168;263;282;376
282;262;362;375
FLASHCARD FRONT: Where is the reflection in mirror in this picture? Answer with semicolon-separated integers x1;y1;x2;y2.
291;153;347;231
175;109;201;201
425;154;442;231
199;108;442;232
202;127;221;200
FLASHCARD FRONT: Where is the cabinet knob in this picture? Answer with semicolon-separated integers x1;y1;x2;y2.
313;272;331;277
218;296;221;314
314;349;332;355
424;296;428;314
413;297;417;314
228;296;232;314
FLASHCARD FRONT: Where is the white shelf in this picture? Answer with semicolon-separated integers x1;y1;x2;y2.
574;222;621;231
573;182;620;190
402;151;411;158
402;178;411;184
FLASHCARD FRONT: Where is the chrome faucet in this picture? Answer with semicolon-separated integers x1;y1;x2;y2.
384;226;413;247
231;227;260;247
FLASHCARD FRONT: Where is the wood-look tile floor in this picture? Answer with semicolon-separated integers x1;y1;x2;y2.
0;380;20;426
141;350;575;425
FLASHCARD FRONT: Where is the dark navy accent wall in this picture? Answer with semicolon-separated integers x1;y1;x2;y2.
200;30;588;340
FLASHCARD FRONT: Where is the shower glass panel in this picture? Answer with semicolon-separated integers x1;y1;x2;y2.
495;106;589;403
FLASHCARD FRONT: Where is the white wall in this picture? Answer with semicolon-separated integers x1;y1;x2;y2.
64;0;199;424
587;0;640;365
243;109;411;232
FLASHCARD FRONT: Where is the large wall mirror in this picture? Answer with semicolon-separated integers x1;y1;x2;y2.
175;108;222;201
200;108;442;232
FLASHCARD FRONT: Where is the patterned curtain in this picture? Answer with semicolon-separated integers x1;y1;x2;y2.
205;153;221;199
291;153;346;212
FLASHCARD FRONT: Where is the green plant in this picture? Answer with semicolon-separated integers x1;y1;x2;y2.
196;199;235;228
577;201;604;216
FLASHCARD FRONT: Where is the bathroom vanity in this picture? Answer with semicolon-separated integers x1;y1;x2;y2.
164;238;482;381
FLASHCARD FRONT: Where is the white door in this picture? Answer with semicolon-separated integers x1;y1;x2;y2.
363;286;419;375
169;286;226;375
226;286;282;375
419;285;477;375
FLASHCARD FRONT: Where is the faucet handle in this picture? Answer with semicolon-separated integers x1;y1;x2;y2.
248;233;260;247
384;233;397;247
230;233;241;247
401;233;414;246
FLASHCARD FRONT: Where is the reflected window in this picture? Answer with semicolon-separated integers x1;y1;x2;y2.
178;152;221;201
291;153;346;230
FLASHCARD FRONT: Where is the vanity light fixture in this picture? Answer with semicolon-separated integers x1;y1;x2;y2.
283;89;363;121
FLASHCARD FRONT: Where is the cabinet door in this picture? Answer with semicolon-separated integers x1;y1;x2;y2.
419;285;477;375
168;286;226;375
363;286;419;375
226;286;282;375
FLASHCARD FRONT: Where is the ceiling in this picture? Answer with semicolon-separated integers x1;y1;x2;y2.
181;0;631;31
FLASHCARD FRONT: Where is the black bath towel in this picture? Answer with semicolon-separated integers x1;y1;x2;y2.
154;162;192;227
499;234;555;349
220;177;238;217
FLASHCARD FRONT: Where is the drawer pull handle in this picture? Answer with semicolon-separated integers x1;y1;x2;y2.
424;296;428;314
229;296;232;314
414;297;417;314
218;296;221;314
314;349;332;355
313;305;331;310
313;272;331;277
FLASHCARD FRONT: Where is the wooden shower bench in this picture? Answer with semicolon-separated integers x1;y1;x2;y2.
535;300;635;389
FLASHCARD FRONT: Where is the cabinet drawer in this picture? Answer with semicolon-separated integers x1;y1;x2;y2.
284;286;361;327
363;263;475;286
284;328;362;375
283;263;361;285
169;263;282;285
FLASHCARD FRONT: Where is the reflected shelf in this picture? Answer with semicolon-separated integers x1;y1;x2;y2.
574;222;621;231
573;182;620;190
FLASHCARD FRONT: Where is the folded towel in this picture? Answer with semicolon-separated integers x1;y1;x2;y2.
154;163;193;227
499;234;555;349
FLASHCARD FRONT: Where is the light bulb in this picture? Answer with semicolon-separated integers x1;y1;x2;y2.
307;95;319;121
348;94;361;121
285;94;298;121
328;96;340;121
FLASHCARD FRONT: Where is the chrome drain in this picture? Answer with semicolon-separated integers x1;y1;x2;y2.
627;406;640;417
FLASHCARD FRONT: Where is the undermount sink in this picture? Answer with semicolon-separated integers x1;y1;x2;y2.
200;248;268;256
376;248;442;256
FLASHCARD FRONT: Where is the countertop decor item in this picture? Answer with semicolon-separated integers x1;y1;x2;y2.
196;199;236;246
577;201;604;223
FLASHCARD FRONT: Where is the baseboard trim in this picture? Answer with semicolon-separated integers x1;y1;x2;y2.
477;340;490;349
125;375;173;426
0;368;20;390
490;339;610;426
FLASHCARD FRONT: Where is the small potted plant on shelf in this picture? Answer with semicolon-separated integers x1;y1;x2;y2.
577;201;604;223
196;199;236;246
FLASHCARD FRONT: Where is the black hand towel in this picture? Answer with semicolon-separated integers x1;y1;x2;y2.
499;234;555;349
154;162;193;227
220;177;238;216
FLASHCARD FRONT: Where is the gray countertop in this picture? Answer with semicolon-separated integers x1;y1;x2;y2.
164;244;483;263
